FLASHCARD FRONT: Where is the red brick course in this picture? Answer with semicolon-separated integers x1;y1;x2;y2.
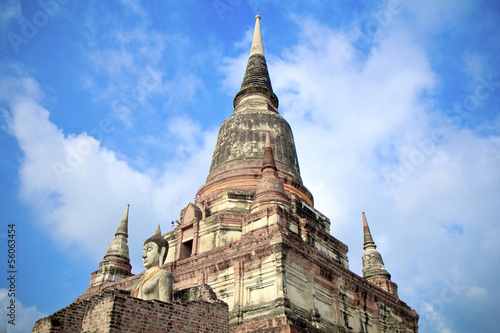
32;290;229;333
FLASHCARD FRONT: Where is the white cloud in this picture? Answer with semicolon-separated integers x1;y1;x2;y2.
79;2;199;128
0;0;21;35
87;48;136;77
420;301;452;333
82;29;171;127
234;27;254;50
466;286;487;299
406;0;474;31
267;19;438;218
219;52;248;94
0;289;46;333
1;70;216;272
120;0;148;19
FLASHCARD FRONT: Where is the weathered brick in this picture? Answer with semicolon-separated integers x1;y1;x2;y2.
32;290;229;333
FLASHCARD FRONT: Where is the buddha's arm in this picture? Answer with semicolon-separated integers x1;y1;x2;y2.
158;270;173;302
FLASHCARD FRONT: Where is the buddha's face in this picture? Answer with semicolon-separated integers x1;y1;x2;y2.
142;242;160;269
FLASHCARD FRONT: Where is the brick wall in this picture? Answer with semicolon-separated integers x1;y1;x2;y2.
31;298;92;333
32;289;229;333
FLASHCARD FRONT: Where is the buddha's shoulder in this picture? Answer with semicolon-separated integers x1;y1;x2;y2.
148;269;172;280
157;269;173;278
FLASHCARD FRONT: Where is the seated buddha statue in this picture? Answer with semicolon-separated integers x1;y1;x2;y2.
131;225;173;302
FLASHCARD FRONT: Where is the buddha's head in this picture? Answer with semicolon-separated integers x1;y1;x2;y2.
142;225;169;269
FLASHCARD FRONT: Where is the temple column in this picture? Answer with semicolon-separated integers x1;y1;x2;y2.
176;228;184;261
271;238;290;309
229;260;244;326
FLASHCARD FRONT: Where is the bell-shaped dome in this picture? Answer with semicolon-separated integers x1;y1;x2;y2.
198;15;313;206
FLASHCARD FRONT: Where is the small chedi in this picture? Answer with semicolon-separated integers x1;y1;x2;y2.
131;225;173;302
33;15;418;333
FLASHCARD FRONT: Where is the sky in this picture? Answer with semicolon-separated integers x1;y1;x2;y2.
0;0;499;332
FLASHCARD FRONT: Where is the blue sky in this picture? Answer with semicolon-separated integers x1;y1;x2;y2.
0;0;499;332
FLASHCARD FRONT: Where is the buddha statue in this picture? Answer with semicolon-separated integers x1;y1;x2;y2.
131;224;173;302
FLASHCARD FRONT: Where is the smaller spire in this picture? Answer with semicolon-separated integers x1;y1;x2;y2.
262;131;278;173
251;132;290;211
361;212;391;282
89;204;132;287
104;204;131;260
115;204;129;238
362;212;375;250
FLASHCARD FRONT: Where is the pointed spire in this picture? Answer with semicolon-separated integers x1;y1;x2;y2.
115;204;129;238
154;223;161;236
262;131;278;173
104;204;131;260
89;204;132;287
361;212;391;281
233;15;279;110
251;132;290;211
250;15;264;56
362;212;375;250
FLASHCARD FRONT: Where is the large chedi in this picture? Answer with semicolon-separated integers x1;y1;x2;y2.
199;15;312;208
162;15;418;332
33;15;419;333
